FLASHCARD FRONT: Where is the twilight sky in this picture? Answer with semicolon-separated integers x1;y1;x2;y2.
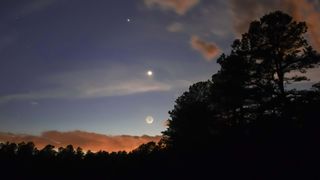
0;0;320;151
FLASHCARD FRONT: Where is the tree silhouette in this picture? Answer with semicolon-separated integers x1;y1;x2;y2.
132;141;158;155
245;12;318;95
17;142;37;160
75;147;84;160
163;81;215;150
162;11;320;151
57;144;76;161
38;144;56;162
0;142;17;159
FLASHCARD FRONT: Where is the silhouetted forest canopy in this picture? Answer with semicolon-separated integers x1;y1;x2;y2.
1;11;320;179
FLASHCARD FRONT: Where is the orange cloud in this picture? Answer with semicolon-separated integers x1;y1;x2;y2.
190;35;221;61
144;0;200;15
230;0;320;51
0;131;161;152
283;0;320;51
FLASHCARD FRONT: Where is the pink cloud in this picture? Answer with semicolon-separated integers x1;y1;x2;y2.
144;0;200;15
283;0;320;51
190;35;221;61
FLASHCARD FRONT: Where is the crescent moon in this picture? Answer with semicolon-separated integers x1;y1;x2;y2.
145;116;154;124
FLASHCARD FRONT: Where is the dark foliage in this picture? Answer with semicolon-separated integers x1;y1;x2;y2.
163;11;320;149
1;11;319;179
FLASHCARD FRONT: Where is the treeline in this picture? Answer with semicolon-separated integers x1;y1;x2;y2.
0;141;170;179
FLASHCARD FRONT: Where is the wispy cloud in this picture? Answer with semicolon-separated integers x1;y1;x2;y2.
0;130;161;152
190;35;221;61
144;0;200;15
0;76;171;104
0;92;62;104
0;64;195;104
82;79;171;97
283;0;320;51
0;80;171;104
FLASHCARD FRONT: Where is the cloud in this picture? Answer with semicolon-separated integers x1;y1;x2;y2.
144;0;200;15
282;0;320;51
190;35;221;61
0;130;161;152
0;92;60;104
229;0;320;51
167;22;184;32
0;66;174;104
0;79;171;104
81;79;171;97
0;59;202;104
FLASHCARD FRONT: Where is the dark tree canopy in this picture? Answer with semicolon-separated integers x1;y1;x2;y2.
163;81;214;149
236;11;319;95
162;11;320;151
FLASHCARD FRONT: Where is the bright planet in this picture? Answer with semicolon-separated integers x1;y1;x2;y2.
147;70;153;76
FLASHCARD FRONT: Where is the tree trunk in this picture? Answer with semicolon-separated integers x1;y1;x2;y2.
278;72;285;96
275;51;285;97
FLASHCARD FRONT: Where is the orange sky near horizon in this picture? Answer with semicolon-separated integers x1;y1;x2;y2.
0;130;161;152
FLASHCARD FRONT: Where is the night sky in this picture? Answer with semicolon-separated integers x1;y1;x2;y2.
0;0;319;150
